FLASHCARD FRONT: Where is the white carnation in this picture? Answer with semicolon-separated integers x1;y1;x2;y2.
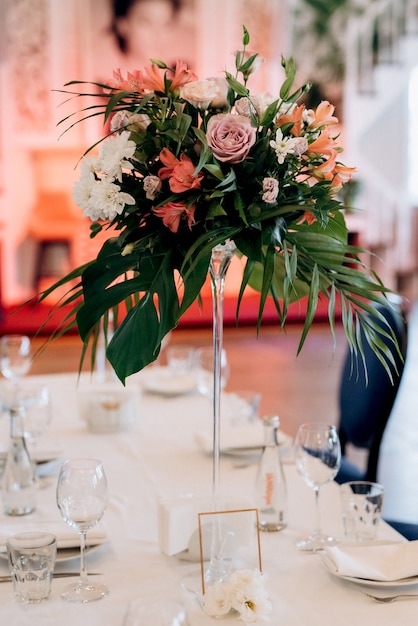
72;156;98;210
84;177;135;221
97;131;136;182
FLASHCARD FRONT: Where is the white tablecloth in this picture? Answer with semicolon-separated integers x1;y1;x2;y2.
0;372;413;625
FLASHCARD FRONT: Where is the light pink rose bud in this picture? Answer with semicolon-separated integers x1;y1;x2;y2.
235;98;253;118
208;77;229;110
180;79;222;110
262;177;279;204
206;114;256;164
110;110;131;133
127;113;151;131
143;175;162;200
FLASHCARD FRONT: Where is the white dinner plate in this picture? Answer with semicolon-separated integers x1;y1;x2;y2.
321;555;418;589
140;366;197;397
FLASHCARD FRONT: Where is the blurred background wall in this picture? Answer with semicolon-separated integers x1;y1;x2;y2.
1;0;417;308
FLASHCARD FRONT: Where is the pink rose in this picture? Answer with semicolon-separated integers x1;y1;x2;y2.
206;114;256;164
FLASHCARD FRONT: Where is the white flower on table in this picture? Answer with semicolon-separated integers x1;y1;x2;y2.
203;569;271;623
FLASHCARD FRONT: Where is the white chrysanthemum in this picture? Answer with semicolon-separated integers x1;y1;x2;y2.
84;178;135;221
72;156;98;210
203;581;232;618
270;128;298;165
97;130;136;182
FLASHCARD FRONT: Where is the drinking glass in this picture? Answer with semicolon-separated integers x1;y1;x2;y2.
56;458;108;602
21;384;52;488
0;335;31;399
294;423;341;551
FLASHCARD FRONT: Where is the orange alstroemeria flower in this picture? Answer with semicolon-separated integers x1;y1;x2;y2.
158;148;203;193
153;201;196;233
331;164;357;189
277;105;305;137
309;101;339;129
307;129;337;158
108;69;145;93
310;153;337;182
297;211;317;225
141;60;198;94
170;59;198;91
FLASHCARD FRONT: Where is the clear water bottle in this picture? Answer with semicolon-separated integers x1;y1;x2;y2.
255;415;287;531
2;405;36;515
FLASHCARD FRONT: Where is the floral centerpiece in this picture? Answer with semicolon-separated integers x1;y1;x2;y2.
40;27;398;382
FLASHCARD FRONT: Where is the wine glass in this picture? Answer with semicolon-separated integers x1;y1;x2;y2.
56;458;108;602
0;335;31;400
21;383;52;488
294;423;341;551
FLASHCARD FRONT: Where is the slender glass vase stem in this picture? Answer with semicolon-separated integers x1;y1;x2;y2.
79;530;89;589
313;486;321;537
209;243;235;507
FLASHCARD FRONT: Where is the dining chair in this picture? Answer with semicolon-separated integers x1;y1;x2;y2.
335;298;407;485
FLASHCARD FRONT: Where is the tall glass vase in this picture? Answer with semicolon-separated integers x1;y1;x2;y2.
209;241;236;506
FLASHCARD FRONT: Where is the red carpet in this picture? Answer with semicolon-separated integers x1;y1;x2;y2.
0;293;339;337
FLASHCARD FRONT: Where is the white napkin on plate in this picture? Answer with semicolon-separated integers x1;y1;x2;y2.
0;521;108;552
322;541;418;581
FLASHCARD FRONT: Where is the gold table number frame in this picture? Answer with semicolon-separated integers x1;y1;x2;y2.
198;507;262;595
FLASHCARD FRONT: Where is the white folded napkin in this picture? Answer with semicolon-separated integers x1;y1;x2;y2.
0;521;108;552
195;421;291;454
322;541;418;581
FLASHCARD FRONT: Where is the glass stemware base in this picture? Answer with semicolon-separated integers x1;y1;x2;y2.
296;531;337;552
60;580;109;603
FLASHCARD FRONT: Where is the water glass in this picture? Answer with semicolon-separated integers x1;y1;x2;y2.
340;481;384;542
6;532;57;603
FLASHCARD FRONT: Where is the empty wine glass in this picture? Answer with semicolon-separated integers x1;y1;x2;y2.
295;423;341;551
56;458;108;602
0;335;31;400
21;384;52;488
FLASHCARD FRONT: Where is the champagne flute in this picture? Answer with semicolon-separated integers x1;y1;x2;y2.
295;423;341;551
56;458;108;602
0;335;31;401
21;383;52;488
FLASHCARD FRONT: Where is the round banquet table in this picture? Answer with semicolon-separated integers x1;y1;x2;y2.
0;372;413;625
